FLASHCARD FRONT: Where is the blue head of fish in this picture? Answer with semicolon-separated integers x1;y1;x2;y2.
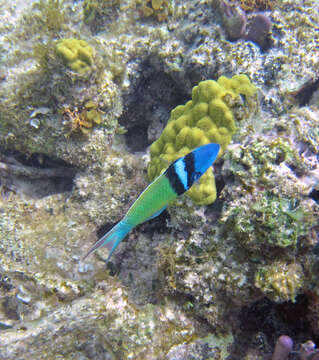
188;143;220;184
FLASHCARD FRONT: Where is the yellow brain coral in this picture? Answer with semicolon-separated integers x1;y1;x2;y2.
55;38;94;74
147;74;256;205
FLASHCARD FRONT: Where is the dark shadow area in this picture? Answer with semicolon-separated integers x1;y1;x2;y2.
309;189;319;203
120;58;189;152
96;209;169;304
288;77;319;107
0;148;77;198
229;294;318;359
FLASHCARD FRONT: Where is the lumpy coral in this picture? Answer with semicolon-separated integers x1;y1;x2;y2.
148;74;256;205
55;38;94;74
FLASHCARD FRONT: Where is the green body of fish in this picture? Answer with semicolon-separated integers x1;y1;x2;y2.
82;143;220;262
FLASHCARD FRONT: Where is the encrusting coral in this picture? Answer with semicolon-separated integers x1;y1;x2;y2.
147;74;256;205
223;191;315;252
255;261;304;302
230;0;274;12
55;38;94;74
137;0;172;22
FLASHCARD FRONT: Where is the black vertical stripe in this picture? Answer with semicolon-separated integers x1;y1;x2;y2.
165;161;187;195
184;152;195;188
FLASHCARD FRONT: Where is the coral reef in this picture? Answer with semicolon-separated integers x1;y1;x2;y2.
148;74;256;205
0;0;319;358
0;17;121;166
158;105;319;333
73;150;147;228
0;182;233;358
0;281;233;359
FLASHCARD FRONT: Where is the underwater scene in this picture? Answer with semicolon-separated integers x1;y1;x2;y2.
0;0;319;359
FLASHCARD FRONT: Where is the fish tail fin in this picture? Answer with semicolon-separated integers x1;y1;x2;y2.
82;220;131;262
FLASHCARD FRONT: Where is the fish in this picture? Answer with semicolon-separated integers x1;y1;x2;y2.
82;142;220;262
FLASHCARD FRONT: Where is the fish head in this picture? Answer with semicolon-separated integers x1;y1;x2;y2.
190;143;220;182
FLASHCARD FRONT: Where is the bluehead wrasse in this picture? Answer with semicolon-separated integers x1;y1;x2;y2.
82;143;220;262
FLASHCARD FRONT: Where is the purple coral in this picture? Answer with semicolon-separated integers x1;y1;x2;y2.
219;0;247;40
245;14;272;50
271;335;293;360
218;0;272;50
270;336;319;360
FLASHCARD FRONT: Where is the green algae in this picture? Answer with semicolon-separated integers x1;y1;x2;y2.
224;137;303;189
83;0;120;22
227;191;315;250
34;0;65;32
202;333;234;360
